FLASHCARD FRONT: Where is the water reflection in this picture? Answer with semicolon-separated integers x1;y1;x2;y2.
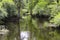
21;31;30;40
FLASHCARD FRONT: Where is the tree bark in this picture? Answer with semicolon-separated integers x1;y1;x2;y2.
29;1;33;40
17;0;21;40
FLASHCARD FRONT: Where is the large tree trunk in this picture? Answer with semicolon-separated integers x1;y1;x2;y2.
29;1;33;40
16;0;21;40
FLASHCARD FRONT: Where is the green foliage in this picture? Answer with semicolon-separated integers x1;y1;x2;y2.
33;0;48;14
2;2;17;16
50;12;60;25
0;0;60;40
0;8;7;19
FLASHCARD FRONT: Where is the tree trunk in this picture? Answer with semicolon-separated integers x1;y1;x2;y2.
29;2;33;40
16;0;21;40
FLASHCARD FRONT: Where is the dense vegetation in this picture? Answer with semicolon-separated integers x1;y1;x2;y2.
0;0;60;40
